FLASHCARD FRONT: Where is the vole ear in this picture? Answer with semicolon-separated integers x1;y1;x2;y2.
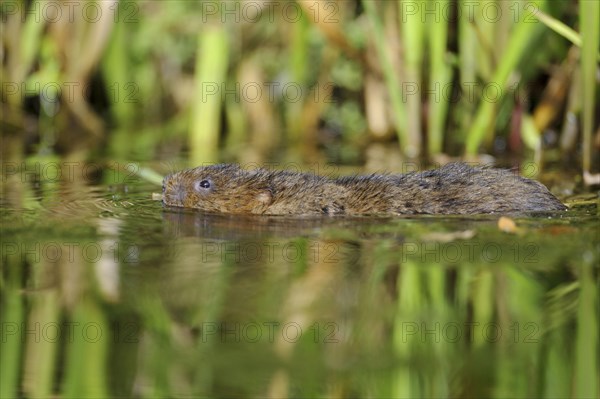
256;190;272;206
251;187;273;214
245;170;274;213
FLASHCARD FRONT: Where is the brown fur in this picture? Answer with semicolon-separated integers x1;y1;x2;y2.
162;163;566;215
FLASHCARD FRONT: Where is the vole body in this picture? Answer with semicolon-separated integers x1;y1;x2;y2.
162;163;566;215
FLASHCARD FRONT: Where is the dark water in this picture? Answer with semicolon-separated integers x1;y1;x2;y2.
1;163;598;398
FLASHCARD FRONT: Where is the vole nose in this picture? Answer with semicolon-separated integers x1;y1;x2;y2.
163;181;186;205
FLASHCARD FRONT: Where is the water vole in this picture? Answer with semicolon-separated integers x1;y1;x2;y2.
162;163;566;215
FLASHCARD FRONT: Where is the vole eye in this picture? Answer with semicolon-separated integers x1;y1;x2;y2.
194;179;212;192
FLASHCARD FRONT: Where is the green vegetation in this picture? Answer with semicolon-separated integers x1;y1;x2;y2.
1;0;597;173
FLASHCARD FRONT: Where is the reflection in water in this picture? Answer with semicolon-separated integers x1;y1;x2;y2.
1;167;598;398
161;205;400;239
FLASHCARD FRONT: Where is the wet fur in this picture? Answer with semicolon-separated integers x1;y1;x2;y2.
162;163;566;215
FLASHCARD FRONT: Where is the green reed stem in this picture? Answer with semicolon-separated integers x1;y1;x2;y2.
190;26;230;164
287;13;310;144
532;9;599;60
400;0;424;157
579;0;599;175
102;3;134;127
465;0;546;155
457;0;477;137
476;0;495;80
362;0;412;157
536;9;581;47
427;0;451;155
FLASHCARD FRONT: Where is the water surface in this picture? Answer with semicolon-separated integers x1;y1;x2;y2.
1;163;598;398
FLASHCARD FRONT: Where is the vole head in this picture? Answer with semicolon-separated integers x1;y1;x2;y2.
162;164;273;214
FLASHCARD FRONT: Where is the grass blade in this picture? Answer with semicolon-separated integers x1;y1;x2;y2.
190;26;230;164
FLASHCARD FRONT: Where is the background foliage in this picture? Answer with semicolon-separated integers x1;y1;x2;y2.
1;0;598;172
